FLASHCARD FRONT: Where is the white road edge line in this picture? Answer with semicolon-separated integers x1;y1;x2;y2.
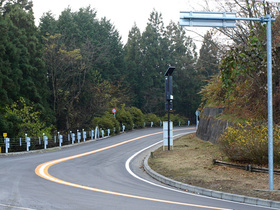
125;132;194;195
125;132;277;210
0;203;36;210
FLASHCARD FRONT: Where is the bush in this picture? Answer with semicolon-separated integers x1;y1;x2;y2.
91;112;120;133
4;97;54;138
116;104;133;130
128;107;144;129
161;113;188;126
218;121;280;164
144;113;161;126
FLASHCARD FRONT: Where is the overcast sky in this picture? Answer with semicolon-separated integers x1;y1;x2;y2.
32;0;212;44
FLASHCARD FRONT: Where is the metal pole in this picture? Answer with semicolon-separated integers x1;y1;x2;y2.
168;101;170;151
180;12;275;190
266;14;273;191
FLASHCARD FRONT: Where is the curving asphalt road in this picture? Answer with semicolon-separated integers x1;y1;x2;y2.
0;127;277;210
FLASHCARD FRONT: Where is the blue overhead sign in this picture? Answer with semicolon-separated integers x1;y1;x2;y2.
180;11;236;28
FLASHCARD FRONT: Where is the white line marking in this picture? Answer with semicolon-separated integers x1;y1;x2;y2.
125;132;194;195
125;132;277;210
0;203;36;210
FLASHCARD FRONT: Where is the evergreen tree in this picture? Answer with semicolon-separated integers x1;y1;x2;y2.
43;34;87;130
97;17;125;81
165;21;198;120
38;11;58;37
0;0;53;135
124;23;142;107
139;10;169;114
39;7;128;129
0;7;12;106
196;31;219;82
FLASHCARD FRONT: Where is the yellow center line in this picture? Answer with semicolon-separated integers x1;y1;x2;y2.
35;128;232;210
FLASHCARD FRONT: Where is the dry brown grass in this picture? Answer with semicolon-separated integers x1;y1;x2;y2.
149;133;280;201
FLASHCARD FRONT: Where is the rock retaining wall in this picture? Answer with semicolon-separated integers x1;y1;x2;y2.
196;107;228;144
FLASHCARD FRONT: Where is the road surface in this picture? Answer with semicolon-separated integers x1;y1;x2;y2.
0;127;276;209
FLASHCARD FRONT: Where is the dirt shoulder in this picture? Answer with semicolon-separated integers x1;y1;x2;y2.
148;133;280;201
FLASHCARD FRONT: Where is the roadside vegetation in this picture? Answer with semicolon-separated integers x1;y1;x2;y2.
199;1;280;165
0;0;218;138
2;0;280;179
149;134;280;201
219;121;280;165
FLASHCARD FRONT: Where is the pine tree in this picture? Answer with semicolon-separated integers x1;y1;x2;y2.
124;23;142;107
38;12;58;37
165;21;198;119
138;10;168;114
0;0;53;135
39;7;128;129
196;31;219;82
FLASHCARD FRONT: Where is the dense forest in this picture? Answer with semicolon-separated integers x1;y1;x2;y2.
3;0;279;141
0;0;219;137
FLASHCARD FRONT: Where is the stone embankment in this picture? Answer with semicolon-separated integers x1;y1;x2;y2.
196;107;228;144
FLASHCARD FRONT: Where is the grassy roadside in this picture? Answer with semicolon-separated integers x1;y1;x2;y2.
148;133;280;201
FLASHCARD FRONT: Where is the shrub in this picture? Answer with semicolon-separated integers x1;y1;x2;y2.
128;107;144;128
161;113;188;126
116;104;133;130
218;121;280;164
91;112;120;133
4;97;54;138
144;113;161;126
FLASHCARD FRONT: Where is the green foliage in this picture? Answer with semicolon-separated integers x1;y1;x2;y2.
38;12;58;37
0;0;53;132
91;112;120;133
219;121;280;164
165;21;199;119
200;32;272;121
39;7;129;130
1;2;221;136
91;105;144;132
4;98;54;138
116;104;133;130
220;35;266;96
144;113;161;126
135;10;167;114
161;113;188;126
124;24;142;108
43;33;86;130
196;31;219;82
199;74;226;107
0;109;8;134
128;106;144;129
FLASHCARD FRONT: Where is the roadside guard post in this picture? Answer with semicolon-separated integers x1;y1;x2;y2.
71;133;75;144
5;137;10;154
43;134;48;150
59;134;63;147
95;126;99;139
83;129;86;142
77;131;81;143
26;136;31;152
180;11;275;190
164;66;175;151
